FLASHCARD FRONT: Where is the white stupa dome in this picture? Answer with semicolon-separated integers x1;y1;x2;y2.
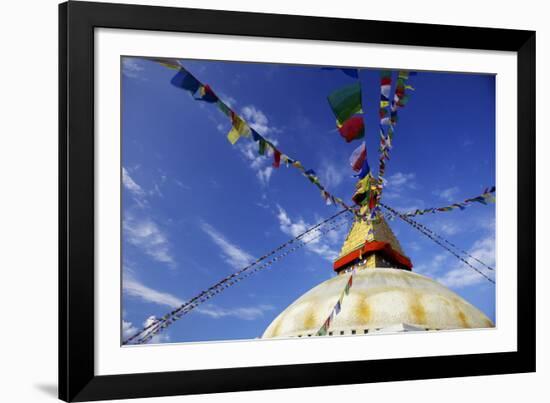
262;267;494;338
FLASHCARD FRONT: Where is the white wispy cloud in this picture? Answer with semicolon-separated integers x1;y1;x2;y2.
241;105;280;136
122;167;149;208
123;315;171;344
256;166;273;186
276;205;347;262
174;179;191;190
437;221;461;236
122;167;146;197
414;253;449;278
434;186;460;202
437;236;495;288
122;58;144;79
200;222;255;269
124;213;176;267
218;93;237;108
387;172;417;188
382;171;425;213
235;108;280;187
122;320;138;339
196;303;275;320
318;162;344;189
123;272;184;307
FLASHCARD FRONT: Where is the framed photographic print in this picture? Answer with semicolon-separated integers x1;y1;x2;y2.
59;1;535;401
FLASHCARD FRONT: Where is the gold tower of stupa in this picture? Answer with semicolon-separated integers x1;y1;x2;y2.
262;205;494;338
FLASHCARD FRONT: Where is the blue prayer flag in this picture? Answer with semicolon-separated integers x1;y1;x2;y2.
170;68;200;95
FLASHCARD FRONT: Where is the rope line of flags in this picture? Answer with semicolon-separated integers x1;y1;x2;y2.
148;57;352;212
375;71;414;206
136;214;354;344
121;61;499;343
316;270;354;336
396;187;496;218
380;203;495;284
124;209;355;344
325;69;416;221
399;213;495;272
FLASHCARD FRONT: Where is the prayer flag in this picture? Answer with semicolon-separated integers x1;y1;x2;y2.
258;138;267;155
334;300;341;315
352;174;373;205
354;157;371;179
216;100;232;117
344;280;351;295
197;84;218;103
349;142;367;172
380;70;392;81
170;68;200;95
251;129;262;142
398;71;409;80
226;114;250;145
327;82;363;125
273;149;281;168
338;115;365;142
397;94;410;107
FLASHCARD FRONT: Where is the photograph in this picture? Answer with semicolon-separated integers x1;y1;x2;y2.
120;56;496;345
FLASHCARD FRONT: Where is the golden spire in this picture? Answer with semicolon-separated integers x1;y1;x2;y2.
334;205;412;273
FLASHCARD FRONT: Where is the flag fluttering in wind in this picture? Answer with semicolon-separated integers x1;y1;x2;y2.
159;59;353;212
349;142;370;179
350;142;367;172
352;173;376;206
338;115;365;142
170;67;201;95
394;187;496;218
227;111;251;144
197;84;218;103
316;271;355;336
327;82;363;126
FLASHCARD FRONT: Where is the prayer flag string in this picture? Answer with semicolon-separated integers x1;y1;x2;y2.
123;209;355;345
380;203;495;284
375;70;415;209
149;57;352;212
316;270;355;336
393;187;496;218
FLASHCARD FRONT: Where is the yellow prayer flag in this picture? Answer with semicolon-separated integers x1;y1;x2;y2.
380;100;389;108
226;115;251;145
227;127;241;144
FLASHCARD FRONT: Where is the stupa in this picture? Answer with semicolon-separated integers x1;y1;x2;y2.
262;205;494;338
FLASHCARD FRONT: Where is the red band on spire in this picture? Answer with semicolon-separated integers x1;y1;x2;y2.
333;241;413;272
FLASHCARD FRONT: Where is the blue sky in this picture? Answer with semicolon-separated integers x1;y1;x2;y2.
121;57;496;344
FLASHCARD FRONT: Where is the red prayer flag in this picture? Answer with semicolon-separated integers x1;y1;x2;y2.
273;149;281;168
349;142;367;172
338;116;365;143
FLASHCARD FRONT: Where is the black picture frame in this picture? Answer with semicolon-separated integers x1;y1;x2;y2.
59;1;536;401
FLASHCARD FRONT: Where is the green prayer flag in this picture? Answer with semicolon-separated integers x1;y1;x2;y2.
258;139;267;155
327;82;363;125
398;94;410;106
216;100;232;117
398;71;409;80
